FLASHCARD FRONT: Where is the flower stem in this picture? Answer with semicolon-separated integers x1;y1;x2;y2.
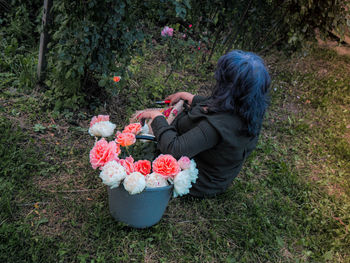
125;146;130;157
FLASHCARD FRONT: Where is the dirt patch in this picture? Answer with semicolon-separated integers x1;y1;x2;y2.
271;46;350;81
343;130;350;145
281;247;293;261
327;183;346;198
283;102;299;115
144;247;159;263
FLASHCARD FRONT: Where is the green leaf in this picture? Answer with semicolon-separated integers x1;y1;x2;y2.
98;79;106;87
65;70;71;79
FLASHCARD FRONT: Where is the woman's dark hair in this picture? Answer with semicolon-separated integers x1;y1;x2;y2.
208;50;271;136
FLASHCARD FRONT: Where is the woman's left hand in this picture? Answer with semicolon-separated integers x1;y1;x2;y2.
135;110;163;123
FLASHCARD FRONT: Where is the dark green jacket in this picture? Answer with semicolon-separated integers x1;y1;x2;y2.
151;95;259;197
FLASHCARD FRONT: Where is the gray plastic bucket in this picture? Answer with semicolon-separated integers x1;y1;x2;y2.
107;184;173;228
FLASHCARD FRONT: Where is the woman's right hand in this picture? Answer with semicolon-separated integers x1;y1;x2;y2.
165;92;195;106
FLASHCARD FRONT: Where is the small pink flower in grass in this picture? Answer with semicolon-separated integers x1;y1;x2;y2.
198;46;201;50
189;24;192;28
161;26;174;37
90;138;120;170
90;115;109;128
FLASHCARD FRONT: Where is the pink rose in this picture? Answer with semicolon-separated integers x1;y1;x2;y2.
178;156;191;170
123;123;142;135
90;115;109;128
152;154;180;179
89;138;120;170
115;131;136;147
118;156;135;175
161;26;174;37
134;160;151;176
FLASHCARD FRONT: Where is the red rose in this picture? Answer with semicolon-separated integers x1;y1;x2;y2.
134;160;151;176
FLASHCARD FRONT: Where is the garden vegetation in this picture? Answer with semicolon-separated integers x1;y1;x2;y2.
0;0;349;262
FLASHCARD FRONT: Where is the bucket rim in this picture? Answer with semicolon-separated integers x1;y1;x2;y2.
144;184;173;192
108;184;173;193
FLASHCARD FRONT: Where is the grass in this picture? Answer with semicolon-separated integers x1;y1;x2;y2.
0;45;349;262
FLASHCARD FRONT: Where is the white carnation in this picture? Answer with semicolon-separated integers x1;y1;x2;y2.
99;160;127;189
88;121;116;137
146;172;168;188
123;172;146;195
189;159;199;183
173;170;192;197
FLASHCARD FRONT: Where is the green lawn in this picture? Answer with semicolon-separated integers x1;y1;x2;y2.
0;46;349;262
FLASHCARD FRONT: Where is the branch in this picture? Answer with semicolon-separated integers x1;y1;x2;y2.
225;0;254;53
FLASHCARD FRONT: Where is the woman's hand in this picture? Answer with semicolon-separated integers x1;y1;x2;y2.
135;110;164;123
165;92;195;106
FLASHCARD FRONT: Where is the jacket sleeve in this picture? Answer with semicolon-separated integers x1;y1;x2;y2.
191;95;208;107
151;115;220;159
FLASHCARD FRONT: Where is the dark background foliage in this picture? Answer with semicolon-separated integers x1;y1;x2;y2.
1;0;348;110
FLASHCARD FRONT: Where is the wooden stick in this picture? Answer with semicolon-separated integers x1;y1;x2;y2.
37;0;53;83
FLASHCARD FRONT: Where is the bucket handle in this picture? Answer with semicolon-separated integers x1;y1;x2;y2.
135;134;156;142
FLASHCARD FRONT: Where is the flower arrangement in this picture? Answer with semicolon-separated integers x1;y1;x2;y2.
88;115;198;197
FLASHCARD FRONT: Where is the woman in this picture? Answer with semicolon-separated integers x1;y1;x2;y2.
136;50;271;197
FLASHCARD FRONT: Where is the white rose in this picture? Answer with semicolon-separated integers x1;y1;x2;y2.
123;172;146;195
88;121;116;137
173;170;192;197
189;160;199;183
99;160;127;189
146;172;169;188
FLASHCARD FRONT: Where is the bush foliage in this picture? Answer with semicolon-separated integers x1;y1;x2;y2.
1;0;349;109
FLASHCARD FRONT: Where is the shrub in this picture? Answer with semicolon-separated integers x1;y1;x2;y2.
2;0;349;110
46;0;148;110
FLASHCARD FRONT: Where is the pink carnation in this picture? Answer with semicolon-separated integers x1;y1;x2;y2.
161;26;174;37
118;156;135;175
90;115;109;128
90;138;120;170
152;154;180;179
115;131;136;147
178;156;191;170
123;123;142;135
134;160;151;176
